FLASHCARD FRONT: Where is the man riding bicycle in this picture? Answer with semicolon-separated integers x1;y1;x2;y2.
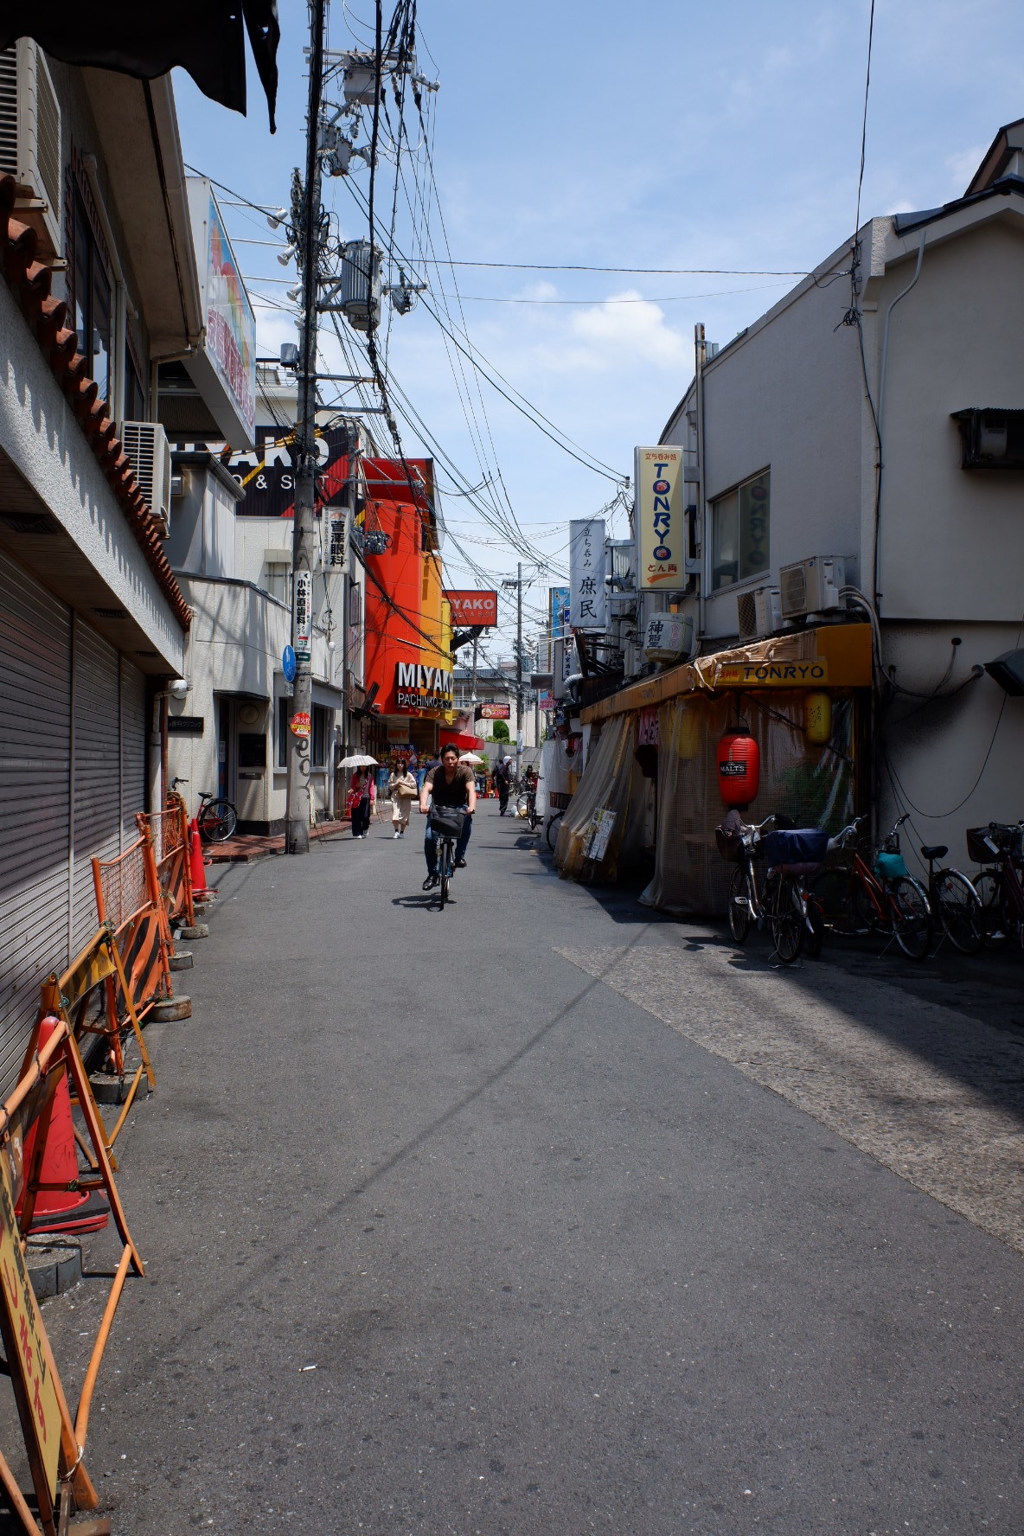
419;743;477;890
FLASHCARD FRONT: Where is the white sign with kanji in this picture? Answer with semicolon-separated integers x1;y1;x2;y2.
568;519;606;630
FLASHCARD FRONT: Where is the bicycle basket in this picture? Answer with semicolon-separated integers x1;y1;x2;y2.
966;825;1012;863
427;806;467;839
714;825;744;862
874;850;908;879
548;791;573;810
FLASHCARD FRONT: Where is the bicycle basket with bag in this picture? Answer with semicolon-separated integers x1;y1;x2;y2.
427;806;467;839
966;824;1014;864
714;824;744;862
760;828;830;873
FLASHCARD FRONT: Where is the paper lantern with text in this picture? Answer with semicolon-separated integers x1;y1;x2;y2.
717;729;760;808
805;691;832;745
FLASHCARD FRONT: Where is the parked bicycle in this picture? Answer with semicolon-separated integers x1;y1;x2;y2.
169;777;238;843
965;821;1024;949
719;815;823;965
544;791;573;851
918;841;984;954
515;787;540;830
809;813;931;960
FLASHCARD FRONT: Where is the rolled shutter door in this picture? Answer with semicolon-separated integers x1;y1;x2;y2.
0;553;72;1097
70;618;123;956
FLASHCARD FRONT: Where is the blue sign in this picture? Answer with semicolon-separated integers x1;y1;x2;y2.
282;645;297;683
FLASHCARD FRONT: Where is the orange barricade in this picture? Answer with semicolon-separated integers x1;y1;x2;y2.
137;795;195;931
0;1013;143;1534
92;832;174;1033
39;926;155;1163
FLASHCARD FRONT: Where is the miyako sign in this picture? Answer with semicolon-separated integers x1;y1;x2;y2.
445;590;498;627
394;662;454;712
635;446;684;589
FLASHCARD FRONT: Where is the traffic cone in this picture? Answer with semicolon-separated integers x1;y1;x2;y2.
16;1019;109;1235
189;820;216;901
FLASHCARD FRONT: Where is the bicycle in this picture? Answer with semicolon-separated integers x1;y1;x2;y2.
809;813;931;960
918;842;984;954
965;821;1024;950
719;815;818;965
424;805;469;910
170;778;238;843
544;791;572;851
515;787;540;829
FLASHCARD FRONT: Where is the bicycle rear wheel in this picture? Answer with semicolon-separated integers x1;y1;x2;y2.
973;870;1009;949
439;839;453;909
770;874;804;964
808;868;853;936
198;799;237;842
727;866;752;945
889;876;930;959
545;812;563;852
933;868;984;954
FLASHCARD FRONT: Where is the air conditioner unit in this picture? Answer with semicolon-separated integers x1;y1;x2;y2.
754;585;782;634
0;41;62;257
121;421;172;536
643;612;694;664
778;556;846;619
736;591;757;640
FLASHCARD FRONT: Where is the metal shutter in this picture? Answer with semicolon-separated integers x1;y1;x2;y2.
119;657;148;836
0;554;71;1096
70;618;122;956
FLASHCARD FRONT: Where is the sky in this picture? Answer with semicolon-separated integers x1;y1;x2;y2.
173;0;1024;657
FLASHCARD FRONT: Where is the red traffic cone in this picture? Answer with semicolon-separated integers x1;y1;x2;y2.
16;1018;109;1235
189;821;216;901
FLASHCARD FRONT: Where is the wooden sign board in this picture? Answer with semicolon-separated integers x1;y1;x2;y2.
0;1158;61;1528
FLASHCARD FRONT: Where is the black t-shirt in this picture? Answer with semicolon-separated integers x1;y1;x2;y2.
426;763;474;807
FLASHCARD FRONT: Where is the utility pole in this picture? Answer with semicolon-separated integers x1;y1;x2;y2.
286;0;328;854
515;560;524;783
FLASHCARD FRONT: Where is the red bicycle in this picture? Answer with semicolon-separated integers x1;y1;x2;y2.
809;813;931;960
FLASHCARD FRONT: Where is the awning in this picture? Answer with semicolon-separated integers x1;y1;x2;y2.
439;730;485;751
580;623;873;724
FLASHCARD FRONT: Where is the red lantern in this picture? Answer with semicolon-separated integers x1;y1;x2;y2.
717;729;760;808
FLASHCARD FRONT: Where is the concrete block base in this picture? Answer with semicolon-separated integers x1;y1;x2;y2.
179;924;209;940
149;997;193;1022
169;952;193;971
27;1236;82;1300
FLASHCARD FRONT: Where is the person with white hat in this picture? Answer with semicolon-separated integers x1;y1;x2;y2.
495;753;514;816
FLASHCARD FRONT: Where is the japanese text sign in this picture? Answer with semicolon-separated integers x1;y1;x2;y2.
635;446;684;589
569;520;606;630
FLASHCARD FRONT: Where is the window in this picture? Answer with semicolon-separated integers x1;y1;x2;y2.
711;470;770;590
312;706;331;769
72;193;112;406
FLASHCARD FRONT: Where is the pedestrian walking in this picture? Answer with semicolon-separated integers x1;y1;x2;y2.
388;759;418;838
348;767;375;838
495;753;514;816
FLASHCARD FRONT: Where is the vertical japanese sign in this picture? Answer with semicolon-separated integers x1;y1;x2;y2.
548;585;570;670
568;520;606;629
294;570;313;662
635;447;684;589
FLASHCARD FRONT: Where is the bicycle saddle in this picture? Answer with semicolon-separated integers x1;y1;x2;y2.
920;844;948;860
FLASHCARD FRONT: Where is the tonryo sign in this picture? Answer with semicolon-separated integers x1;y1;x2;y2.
444;590;498;627
635;446;684;589
569;519;606;629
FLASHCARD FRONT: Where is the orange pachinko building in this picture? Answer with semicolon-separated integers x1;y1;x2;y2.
352;457;482;767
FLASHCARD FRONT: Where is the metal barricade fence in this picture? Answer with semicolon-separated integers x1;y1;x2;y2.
138;798;194;929
92;833;173;1026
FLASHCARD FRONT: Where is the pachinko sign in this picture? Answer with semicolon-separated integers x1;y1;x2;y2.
635;446;684;589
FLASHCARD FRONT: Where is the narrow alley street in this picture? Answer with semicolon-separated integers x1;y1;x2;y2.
26;802;1024;1534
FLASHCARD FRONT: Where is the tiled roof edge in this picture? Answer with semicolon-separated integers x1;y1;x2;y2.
0;174;191;634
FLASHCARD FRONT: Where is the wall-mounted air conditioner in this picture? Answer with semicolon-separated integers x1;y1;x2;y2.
778;556;846;620
0;41;62;257
121;421;172;536
643;612;694;664
754;585;782;634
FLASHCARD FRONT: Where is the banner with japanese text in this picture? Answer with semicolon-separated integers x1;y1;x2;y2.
568;520;606;629
635;446;685;589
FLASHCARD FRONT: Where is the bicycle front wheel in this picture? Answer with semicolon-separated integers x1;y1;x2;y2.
545;812;563;852
198;799;237;843
727;866;752;945
974;870;1009;949
770;875;805;964
889;876;930;959
514;791;530;819
933;868;984;955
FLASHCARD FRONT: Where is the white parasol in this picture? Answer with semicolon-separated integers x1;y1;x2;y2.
338;753;379;769
459;752;484;765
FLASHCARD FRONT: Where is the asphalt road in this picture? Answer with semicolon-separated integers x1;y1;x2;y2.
10;802;1024;1534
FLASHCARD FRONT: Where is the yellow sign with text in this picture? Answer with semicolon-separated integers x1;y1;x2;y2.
0;1159;61;1502
717;660;828;687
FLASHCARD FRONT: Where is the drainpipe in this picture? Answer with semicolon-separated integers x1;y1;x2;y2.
694;323;708;647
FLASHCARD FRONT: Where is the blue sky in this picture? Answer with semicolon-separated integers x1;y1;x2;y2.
174;0;1024;651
